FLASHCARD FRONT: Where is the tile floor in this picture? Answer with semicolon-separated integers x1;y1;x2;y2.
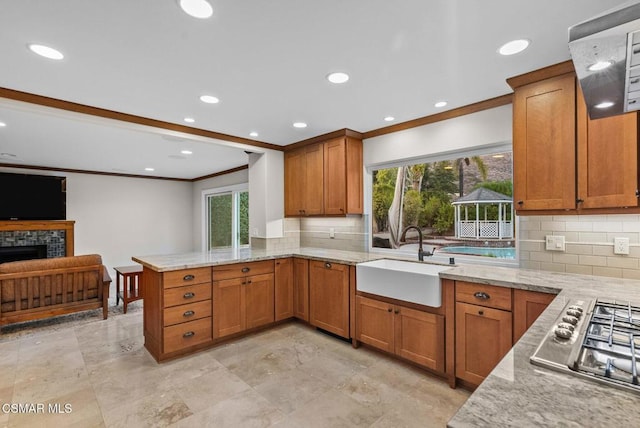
0;301;469;427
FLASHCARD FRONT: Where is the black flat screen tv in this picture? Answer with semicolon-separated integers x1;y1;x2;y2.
0;172;66;220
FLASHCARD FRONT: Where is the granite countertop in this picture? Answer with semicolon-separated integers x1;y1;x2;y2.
443;264;640;427
132;248;640;425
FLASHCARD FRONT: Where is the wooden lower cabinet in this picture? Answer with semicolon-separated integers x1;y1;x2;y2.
309;260;350;338
513;289;555;343
274;258;294;321
293;258;309;321
356;295;445;372
213;263;275;338
455;302;512;386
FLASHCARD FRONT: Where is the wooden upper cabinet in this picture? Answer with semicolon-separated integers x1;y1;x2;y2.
509;61;640;214
577;87;639;209
284;133;363;217
285;144;324;216
512;72;576;211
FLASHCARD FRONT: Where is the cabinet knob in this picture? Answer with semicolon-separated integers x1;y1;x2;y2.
517;200;523;205
478;310;484;316
388;308;392;312
183;292;195;299
183;274;195;281
473;291;490;300
183;310;195;318
394;309;399;314
576;198;584;204
325;262;332;269
183;331;195;338
247;279;252;284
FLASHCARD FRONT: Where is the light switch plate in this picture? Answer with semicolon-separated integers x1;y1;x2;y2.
614;237;630;255
545;235;565;252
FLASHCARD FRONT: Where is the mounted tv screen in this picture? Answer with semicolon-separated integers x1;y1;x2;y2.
0;172;66;220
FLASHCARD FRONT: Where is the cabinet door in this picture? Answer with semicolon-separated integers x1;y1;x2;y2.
577;88;639;209
455;302;512;386
513;289;555;343
304;143;325;215
293;258;309;321
309;261;350;338
245;273;275;329
274;258;294;321
345;137;364;214
355;296;394;353
323;138;347;215
513;73;576;211
213;278;245;338
395;306;445;373
285;148;306;216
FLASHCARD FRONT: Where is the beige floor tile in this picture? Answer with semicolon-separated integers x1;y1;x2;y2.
102;390;192;428
173;365;251;413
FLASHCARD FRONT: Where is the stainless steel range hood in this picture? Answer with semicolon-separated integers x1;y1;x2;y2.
569;1;640;119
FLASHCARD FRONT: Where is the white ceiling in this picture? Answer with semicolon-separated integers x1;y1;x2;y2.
0;0;630;180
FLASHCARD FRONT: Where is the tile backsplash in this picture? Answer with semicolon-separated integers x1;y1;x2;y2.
519;214;640;279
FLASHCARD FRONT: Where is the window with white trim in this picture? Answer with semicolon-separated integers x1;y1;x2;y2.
203;184;249;250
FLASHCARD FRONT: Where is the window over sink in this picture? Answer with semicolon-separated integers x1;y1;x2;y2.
369;145;516;264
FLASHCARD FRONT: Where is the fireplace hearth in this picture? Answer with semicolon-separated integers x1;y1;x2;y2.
0;245;48;263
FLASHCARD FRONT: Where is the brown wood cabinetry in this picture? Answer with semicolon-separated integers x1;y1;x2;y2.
213;261;274;338
509;62;640;214
356;295;444;372
455;282;512;387
309;260;350;338
274;258;294;321
284;143;324;216
513;289;555;343
293;257;310;321
284;135;363;217
143;266;214;362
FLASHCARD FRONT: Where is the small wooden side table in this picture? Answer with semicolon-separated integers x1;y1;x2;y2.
114;265;143;313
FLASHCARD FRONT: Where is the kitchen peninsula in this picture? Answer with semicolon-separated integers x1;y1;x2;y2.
133;248;640;426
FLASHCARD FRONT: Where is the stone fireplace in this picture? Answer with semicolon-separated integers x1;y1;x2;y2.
0;221;74;262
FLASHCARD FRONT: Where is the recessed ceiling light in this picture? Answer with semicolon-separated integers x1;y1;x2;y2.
181;150;193;155
200;95;219;104
0;122;6;127
595;101;614;109
498;39;530;56
249;131;259;137
28;43;64;60
384;116;395;122
145;167;155;172
587;60;613;72
184;117;195;123
293;122;307;128
434;101;447;108
327;72;350;84
179;0;213;19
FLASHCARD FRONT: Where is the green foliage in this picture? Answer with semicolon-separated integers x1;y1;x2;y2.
239;191;249;245
402;189;422;227
433;202;454;234
209;194;232;248
372;167;397;231
422;162;457;195
475;180;513;197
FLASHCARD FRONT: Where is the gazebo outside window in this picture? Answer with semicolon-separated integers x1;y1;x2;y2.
452;188;513;239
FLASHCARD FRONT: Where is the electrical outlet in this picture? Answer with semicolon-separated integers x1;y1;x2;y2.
329;228;335;239
614;237;630;255
545;235;565;252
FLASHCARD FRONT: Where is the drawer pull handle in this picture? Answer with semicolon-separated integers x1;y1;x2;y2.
473;291;490;300
183;292;195;299
183;331;195;338
241;267;250;273
183;310;195;317
325;262;332;269
183;274;195;281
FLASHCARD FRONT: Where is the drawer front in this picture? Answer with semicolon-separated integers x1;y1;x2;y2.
455;281;512;311
212;260;274;281
163;267;211;289
163;317;212;354
164;283;212;308
163;300;212;327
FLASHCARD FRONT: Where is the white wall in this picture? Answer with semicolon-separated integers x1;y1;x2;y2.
363;104;512;168
191;168;249;251
248;150;284;238
1;167;193;273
